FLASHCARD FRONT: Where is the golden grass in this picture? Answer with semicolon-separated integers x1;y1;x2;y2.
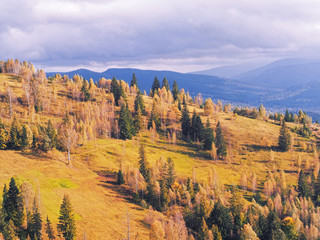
0;73;318;238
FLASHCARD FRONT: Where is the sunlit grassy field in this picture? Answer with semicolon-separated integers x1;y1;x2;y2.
0;72;318;239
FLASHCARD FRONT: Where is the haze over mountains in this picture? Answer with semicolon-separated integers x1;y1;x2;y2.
47;58;320;121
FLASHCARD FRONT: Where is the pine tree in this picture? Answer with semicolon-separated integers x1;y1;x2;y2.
164;158;176;188
130;73;139;89
134;106;143;133
181;101;191;140
266;211;286;240
207;199;232;240
111;76;120;106
215;122;227;159
190;110;204;142
0;121;8;149
80;79;90;101
139;144;150;183
284;109;290;122
162;77;170;91
119;104;134;140
47;120;57;149
117;169;125;185
172;80;179;101
314;172;320;205
45;216;55;240
2;178;24;230
28;197;42;240
278;122;291;151
151;77;160;96
8;118;21;150
58;195;76;240
159;181;169;211
21;125;29;149
298;170;311;198
134;91;145;114
203;119;214;150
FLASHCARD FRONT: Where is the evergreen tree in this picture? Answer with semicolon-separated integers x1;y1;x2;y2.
215;122;227;159
181;101;191;140
265;211;286;240
172;80;179;101
28;197;42;240
2;178;24;231
130;73;139;89
190;110;204;142
298;170;311;198
151;77;160;96
134;106;143;133
111;76;121;106
8;118;21;150
45;216;55;240
198;218;209;240
20;125;29;149
186;178;195;200
0;121;8;149
278;122;291;151
117;169;125;185
119;104;134;140
80;79;90;101
159;181;169;211
47;120;57;149
230;186;245;237
134;91;145;114
138;144;150;183
207;199;232;240
164;158;176;188
162;77;170;91
58;195;76;240
314;172;320;205
203;119;214;150
284;109;290;122
256;214;268;240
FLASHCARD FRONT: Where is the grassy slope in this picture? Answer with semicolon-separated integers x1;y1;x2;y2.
0;73;318;239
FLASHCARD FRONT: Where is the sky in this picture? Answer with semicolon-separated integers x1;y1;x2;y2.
2;0;320;73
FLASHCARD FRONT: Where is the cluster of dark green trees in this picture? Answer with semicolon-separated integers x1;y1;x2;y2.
0;178;76;240
118;90;145;140
180;100;227;158
270;109;311;124
298;170;320;205
135;144;176;211
0;118;58;152
150;76;179;101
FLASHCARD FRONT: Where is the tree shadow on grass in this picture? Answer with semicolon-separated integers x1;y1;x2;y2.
245;144;279;152
95;170;142;208
17;150;52;161
146;143;211;160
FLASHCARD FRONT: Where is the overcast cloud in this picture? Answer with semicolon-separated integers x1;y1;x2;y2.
1;0;320;72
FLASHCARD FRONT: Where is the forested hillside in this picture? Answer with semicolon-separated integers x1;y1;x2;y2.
0;59;320;240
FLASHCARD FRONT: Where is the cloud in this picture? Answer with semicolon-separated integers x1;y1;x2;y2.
1;0;320;72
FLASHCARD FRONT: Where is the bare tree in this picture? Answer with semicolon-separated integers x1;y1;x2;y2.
60;126;78;165
6;86;15;118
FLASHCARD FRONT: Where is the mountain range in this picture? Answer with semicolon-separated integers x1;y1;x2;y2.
47;58;320;121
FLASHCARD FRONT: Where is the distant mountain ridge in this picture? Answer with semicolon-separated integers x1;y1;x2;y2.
47;59;320;121
47;68;270;105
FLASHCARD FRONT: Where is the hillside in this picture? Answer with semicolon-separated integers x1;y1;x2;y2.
0;59;320;239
